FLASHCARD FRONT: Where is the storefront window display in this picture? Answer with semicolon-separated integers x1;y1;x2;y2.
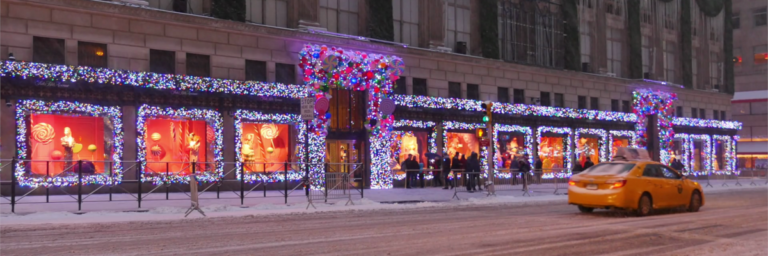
137;105;223;184
234;110;306;182
713;135;736;171
15;100;123;187
442;121;489;172
689;134;712;172
493;124;533;172
574;128;607;165
608;130;637;160
536;126;572;177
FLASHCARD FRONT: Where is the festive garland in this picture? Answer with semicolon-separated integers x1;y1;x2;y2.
1;61;308;99
299;44;402;189
673;134;691;174
672;117;742;130
536;126;573;178
234;110;307;183
136;104;223;184
608;130;639;160
14;100;124;187
633;89;677;164
574;128;608;163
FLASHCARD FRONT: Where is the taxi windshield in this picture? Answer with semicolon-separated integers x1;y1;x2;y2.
582;163;636;175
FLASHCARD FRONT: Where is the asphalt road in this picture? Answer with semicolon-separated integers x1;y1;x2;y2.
1;188;766;256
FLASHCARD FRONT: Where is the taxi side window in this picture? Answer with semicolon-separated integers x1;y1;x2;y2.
642;165;659;177
660;166;681;179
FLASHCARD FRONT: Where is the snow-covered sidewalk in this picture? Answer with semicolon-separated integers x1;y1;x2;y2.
0;180;762;226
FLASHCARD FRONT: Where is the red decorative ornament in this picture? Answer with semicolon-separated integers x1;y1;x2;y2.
365;71;374;80
333;73;340;80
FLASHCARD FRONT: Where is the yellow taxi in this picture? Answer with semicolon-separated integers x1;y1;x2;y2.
568;148;704;216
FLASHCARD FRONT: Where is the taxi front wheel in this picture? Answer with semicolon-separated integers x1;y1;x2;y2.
688;192;702;212
577;206;594;213
637;194;652;217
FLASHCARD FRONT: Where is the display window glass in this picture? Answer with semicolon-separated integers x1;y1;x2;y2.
391;131;430;170
240;123;291;172
713;140;725;171
497;133;526;169
28;114;113;176
444;131;480;165
15;100;123;187
538;136;566;171
611;137;630;159
576;136;600;166
693;140;704;171
144;119;211;175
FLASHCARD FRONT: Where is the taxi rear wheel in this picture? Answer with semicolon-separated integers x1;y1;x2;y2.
577;206;594;213
688;191;702;212
637;194;652;217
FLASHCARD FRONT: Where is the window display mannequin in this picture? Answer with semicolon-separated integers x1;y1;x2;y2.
242;134;256;171
187;132;201;164
61;127;75;172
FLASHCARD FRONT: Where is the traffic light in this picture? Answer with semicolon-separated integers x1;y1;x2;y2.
476;128;487;139
481;101;493;123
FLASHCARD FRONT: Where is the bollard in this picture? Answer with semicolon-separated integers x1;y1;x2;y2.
324;163;328;203
77;160;83;211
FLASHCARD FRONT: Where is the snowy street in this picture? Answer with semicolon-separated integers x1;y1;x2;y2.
1;187;766;256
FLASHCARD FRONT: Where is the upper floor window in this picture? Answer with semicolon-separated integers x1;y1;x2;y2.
754;7;767;27
580;22;592;70
663;41;676;83
605;0;622;16
691;108;698;118
319;0;359;36
733;12;741;29
445;0;471;53
606;28;622;77
611;99;619;112
467;84;479;100
641;36;651;77
622;100;631;113
713;110;720;120
721;110;727;120
449;82;462;98
33;37;65;65
413;78;428;96
676;106;683;117
275;63;296;84
540;92;551;107
498;87;510;103
150;49;175;74
78;42;108;68
245;60;267;82
699;108;706;119
513;89;525;104
590;97;599;110
394;77;407;95
186;53;210;77
662;2;677;31
578;96;587;109
709;52;721;88
554;93;564;108
393;0;419;46
245;0;288;27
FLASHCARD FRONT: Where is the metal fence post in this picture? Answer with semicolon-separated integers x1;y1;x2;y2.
11;159;16;213
137;163;142;209
46;161;49;203
240;162;245;206
324;163;328;203
361;164;365;198
165;162;169;200
77;160;83;211
284;162;288;204
263;162;267;198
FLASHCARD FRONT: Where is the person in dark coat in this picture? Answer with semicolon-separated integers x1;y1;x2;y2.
534;157;543;184
442;156;453;189
402;154;413;188
459;154;467;169
451;152;461;171
431;158;443;187
409;155;424;188
583;158;595;170
510;155;520;185
464;152;481;192
519;154;532;186
572;161;584;175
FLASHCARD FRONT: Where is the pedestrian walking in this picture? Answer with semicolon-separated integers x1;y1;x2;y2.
442;156;453;189
465;152;481;192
